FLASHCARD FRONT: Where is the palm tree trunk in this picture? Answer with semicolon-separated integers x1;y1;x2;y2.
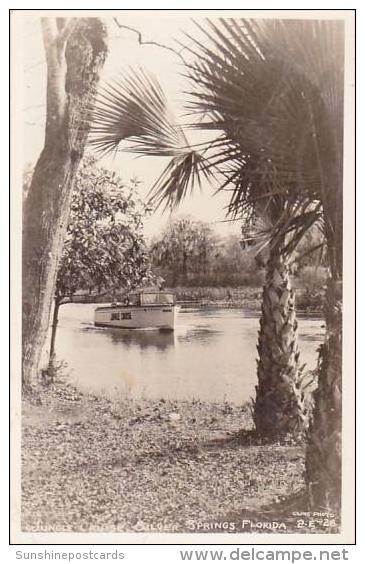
305;277;342;512
22;18;107;389
254;236;309;440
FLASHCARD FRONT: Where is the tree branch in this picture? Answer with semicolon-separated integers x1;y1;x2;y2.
113;17;186;64
41;18;58;51
57;18;79;48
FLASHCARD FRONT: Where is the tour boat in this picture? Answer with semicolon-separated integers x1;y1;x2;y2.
94;290;178;331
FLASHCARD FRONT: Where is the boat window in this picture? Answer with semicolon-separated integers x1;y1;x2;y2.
140;293;159;305
121;312;132;320
111;312;120;321
139;293;174;305
159;293;174;304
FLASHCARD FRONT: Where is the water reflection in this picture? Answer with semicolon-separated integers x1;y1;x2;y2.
299;333;325;342
55;304;325;404
81;316;223;350
90;326;176;351
177;325;222;344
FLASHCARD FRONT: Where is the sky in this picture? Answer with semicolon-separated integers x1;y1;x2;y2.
21;14;241;240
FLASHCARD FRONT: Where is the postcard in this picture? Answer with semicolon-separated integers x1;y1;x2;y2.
10;8;355;545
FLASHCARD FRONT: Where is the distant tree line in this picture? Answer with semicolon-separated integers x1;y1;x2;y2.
150;216;326;289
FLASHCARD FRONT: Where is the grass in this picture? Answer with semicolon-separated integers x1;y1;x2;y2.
21;381;338;534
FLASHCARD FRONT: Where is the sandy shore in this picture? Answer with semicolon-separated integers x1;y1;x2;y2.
21;382;335;534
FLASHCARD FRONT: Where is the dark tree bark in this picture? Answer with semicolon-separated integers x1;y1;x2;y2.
305;278;342;512
305;185;343;512
22;18;108;389
305;93;344;511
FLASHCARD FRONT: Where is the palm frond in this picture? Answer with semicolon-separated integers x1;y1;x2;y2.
89;67;216;211
147;151;212;212
88;19;344;260
177;16;344;267
89;67;188;157
183;17;343;208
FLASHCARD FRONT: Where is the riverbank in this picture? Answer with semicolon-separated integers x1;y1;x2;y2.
174;286;324;314
22;381;336;535
70;286;324;314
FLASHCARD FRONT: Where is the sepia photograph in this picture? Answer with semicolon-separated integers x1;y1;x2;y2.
10;9;355;544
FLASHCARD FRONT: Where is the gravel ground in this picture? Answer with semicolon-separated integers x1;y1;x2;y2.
21;382;323;534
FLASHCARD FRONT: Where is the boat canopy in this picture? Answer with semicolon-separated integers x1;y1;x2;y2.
123;291;175;306
140;292;174;305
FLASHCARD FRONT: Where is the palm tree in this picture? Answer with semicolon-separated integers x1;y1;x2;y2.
180;19;343;452
89;17;344;510
186;18;344;511
89;73;314;441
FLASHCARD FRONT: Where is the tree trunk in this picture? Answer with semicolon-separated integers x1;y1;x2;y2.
49;297;61;364
22;18;107;389
254;236;311;440
305;142;343;511
182;251;188;283
305;278;342;512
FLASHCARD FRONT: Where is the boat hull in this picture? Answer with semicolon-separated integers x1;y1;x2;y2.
94;304;178;330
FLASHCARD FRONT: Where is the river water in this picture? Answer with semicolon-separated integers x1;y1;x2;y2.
54;304;325;405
